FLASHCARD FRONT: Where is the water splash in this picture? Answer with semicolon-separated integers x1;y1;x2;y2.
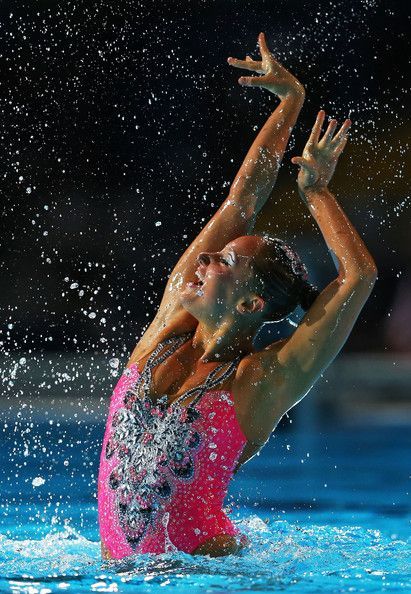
0;516;409;593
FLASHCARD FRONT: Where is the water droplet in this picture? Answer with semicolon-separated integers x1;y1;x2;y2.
32;477;45;487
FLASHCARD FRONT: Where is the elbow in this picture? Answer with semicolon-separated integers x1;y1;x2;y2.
360;264;378;282
363;262;378;282
341;265;378;287
368;265;378;281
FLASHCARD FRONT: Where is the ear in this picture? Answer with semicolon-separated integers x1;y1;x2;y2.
236;295;266;315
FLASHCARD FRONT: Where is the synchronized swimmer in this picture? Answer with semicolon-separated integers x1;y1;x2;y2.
97;32;377;558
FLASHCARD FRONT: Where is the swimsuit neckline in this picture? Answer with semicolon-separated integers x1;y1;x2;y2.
130;331;241;412
124;362;253;446
125;333;267;448
127;361;236;409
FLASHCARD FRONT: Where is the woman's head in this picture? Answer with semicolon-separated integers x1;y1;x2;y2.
249;235;320;320
179;235;319;327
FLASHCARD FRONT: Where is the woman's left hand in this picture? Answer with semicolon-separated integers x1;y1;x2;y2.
291;110;351;193
227;32;305;100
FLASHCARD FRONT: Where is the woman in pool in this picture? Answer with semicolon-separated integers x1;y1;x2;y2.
98;33;377;559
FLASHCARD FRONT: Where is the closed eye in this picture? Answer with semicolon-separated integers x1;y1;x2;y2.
220;257;231;266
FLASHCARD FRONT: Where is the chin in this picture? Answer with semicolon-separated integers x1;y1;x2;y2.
179;284;196;306
179;284;207;318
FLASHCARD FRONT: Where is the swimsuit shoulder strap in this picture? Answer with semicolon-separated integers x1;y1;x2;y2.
136;331;194;402
142;331;194;373
174;354;241;408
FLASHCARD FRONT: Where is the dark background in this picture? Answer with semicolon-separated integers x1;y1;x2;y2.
1;0;410;359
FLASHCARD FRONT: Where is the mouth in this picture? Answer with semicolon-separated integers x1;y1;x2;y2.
185;279;204;297
186;279;204;289
186;268;206;289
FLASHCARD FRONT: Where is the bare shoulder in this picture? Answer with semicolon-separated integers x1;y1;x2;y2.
232;339;290;402
230;339;293;444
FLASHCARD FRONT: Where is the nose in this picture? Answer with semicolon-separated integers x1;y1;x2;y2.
197;252;212;265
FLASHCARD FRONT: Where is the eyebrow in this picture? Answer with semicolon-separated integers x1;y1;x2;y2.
228;249;237;263
221;248;240;264
232;249;252;263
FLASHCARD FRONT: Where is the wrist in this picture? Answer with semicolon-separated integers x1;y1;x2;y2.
279;84;305;102
298;185;330;206
299;184;329;196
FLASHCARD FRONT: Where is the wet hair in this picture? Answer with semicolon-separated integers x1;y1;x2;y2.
251;235;321;320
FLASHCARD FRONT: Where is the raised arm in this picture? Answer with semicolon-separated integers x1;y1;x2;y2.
225;32;305;215
173;33;305;277
244;110;378;417
150;33;305;329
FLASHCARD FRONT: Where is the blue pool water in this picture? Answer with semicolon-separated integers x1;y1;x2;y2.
0;421;409;593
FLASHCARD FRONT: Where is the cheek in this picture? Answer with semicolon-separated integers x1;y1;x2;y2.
208;272;237;301
204;266;226;282
199;274;223;301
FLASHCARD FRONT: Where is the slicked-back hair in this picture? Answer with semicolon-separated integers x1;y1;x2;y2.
250;235;320;321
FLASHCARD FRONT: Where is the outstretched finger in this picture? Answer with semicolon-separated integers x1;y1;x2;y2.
238;74;269;87
258;32;272;61
332;118;352;144
307;110;326;147
291;156;311;169
227;56;263;73
333;135;349;157
321;118;338;144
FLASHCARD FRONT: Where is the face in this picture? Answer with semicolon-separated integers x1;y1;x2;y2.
179;235;266;322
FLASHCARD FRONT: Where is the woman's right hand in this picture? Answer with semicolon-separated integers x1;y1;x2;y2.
291;110;351;193
227;32;305;100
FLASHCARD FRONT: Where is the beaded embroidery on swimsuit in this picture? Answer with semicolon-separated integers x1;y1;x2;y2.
104;332;241;550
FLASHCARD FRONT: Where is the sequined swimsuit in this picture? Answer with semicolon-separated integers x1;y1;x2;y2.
98;333;248;558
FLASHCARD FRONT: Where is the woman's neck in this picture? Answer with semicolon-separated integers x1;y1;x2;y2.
192;318;256;363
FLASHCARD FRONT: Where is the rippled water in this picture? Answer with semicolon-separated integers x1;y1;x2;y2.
1;516;409;593
1;423;409;593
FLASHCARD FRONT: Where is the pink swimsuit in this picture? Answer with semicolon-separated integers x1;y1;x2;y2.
98;333;247;557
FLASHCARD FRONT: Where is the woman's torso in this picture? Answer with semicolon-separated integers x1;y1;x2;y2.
98;330;253;557
128;323;282;468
